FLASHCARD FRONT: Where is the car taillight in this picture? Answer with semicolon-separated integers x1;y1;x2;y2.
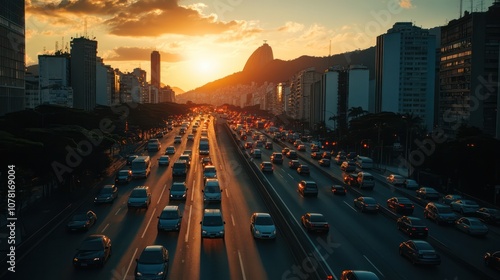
425;227;428;231
399;204;405;207
411;227;416;231
324;224;329;228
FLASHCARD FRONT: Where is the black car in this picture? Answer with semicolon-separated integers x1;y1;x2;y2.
67;211;97;232
301;213;329;233
476;208;500;224
343;173;358;187
386;197;415;214
484;251;500;271
288;160;301;169
201;157;213;166
115;169;132;184
297;164;310;175
396;216;428;238
331;185;347;195
286;150;298;159
399;240;440;265
169;182;188;200
73;234;112;268
94;185;118;204
282;147;290;155
127;155;139;165
310;152;322;160
135;245;169;280
270;152;283;164
318;159;331;167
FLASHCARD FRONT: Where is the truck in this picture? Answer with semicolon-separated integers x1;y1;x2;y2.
147;138;161;151
199;137;210;155
131;156;151;179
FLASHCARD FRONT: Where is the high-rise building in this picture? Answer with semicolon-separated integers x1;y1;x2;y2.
39;53;73;107
439;1;500;138
0;0;25;116
71;37;97;111
151;51;160;90
375;22;436;131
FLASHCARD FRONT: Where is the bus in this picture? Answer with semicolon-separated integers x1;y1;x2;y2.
199;137;210;155
131;156;151;178
356;156;374;169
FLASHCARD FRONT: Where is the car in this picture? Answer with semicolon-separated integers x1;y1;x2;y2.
115;169;132;184
404;179;419;189
73;234;112;268
253;140;264;149
200;208;225;239
297;144;306;151
343;173;358;187
270;152;283;164
353;196;379;212
297;180;319;197
67;210;97;232
165;146;176;155
340;270;380;280
187;134;195;141
155;132;164;138
321;151;332;159
203;178;222;202
424;202;458;225
260;161;274;173
450;199;480;214
127;155;139;165
331;184;347;195
282;147;290;155
484;251;500;271
250;148;262;159
265;141;273;149
293;140;303;147
455;217;488;236
318;158;331;167
158;155;170;166
399;240;440;265
203;165;217;180
244;142;253;149
288;160;301;169
301;213;329;233
476;207;500;224
250;212;277;239
179;154;191;168
416;187;440;200
310;152;322;160
286;150;298;159
94;184;118;204
297;164;310;175
386;197;415;214
128;186;152;209
386;174;405;186
441;194;463;205
157;205;182;231
174;135;182;144
396;216;428;238
340;161;356;172
334;155;346;165
201;157;213;166
169;182;188;200
135;245;169;280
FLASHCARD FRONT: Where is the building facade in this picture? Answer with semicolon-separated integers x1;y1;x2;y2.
438;2;500;138
151;51;160;91
0;0;25;115
375;22;436;131
39;54;73;108
71;37;97;111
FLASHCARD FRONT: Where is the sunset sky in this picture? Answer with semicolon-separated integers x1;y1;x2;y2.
25;0;496;92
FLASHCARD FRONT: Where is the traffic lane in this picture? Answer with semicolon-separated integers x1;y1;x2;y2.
258;156;480;280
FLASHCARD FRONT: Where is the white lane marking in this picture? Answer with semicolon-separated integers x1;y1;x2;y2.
141;208;156;238
231;214;236;226
157;184;167;204
123;247;138;280
238;250;247;280
185;204;193;243
364;255;384;278
101;223;109;233
225;188;229;198
343;201;358;212
287;173;294;179
115;207;121;216
191;180;196;202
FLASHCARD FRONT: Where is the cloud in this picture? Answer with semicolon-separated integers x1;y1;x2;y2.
27;0;243;37
104;47;184;62
399;0;414;9
277;21;304;33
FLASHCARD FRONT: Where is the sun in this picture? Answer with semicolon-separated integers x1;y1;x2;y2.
197;59;215;74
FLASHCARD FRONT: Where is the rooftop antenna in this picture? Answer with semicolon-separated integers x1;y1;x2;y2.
61;36;64;52
55;41;58;53
329;39;331;56
263;40;267;44
460;0;463;16
84;18;88;38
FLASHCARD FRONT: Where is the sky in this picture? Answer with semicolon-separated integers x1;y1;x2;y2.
25;0;496;92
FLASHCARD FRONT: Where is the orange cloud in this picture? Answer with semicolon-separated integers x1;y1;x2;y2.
104;47;184;62
399;0;414;9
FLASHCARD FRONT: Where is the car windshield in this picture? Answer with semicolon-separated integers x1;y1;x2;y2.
71;213;88;221
160;210;179;219
310;215;326;222
397;197;411;203
118;170;129;176
130;189;146;198
255;216;274;225
204;167;216;173
80;238;103;251
205;184;220;192
138;250;163;264
100;187;113;194
203;216;223;226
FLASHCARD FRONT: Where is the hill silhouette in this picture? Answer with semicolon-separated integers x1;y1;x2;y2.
181;46;375;96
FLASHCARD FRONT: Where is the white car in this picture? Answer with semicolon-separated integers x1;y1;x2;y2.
450;199;480;214
250;213;276;239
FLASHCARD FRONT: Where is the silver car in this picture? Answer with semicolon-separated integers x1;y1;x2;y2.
250;213;276;239
201;208;225;239
455;217;488;236
157;205;182;232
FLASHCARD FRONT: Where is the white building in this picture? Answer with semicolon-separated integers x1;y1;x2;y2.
375;22;436;130
39;54;73;108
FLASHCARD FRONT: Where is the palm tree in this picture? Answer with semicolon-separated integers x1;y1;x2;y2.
347;106;368;120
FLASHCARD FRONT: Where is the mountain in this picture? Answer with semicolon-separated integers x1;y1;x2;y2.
171;86;184;95
180;44;376;98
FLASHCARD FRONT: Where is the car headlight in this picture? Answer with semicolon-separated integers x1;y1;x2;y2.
73;258;79;262
219;230;224;234
202;230;207;234
93;257;101;261
157;271;164;275
136;272;142;276
170;194;173;198
182;194;186;197
273;230;277;234
255;230;261;234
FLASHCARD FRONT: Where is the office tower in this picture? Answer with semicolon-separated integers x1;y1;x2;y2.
39;54;73;107
151;51;160;90
71;37;97;111
0;0;25;115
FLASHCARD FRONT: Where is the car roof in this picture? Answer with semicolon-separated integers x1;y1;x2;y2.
254;212;271;218
143;245;165;252
162;205;179;211
203;208;222;215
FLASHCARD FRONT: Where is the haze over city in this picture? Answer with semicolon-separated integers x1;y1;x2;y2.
26;0;494;91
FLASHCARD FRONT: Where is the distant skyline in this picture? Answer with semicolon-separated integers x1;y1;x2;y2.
25;0;496;92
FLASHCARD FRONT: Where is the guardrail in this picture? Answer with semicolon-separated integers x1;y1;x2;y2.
223;124;333;280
